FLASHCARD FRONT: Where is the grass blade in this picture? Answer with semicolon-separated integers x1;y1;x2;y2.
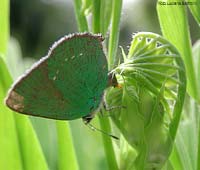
157;0;198;101
0;57;23;170
98;117;118;170
187;0;200;25
108;0;122;69
100;0;113;36
0;0;9;56
192;40;200;170
56;121;79;170
0;57;49;169
14;114;49;170
92;0;100;33
73;0;89;32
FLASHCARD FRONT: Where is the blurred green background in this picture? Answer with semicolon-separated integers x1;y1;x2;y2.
10;0;200;61
6;0;200;170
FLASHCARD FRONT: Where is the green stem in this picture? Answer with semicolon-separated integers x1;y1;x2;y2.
73;0;89;32
98;117;118;170
92;1;118;169
197;132;200;170
0;0;9;57
196;103;200;170
108;0;122;70
92;0;100;33
56;121;79;170
100;0;113;36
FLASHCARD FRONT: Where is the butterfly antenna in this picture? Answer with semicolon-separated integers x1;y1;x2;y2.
87;123;119;140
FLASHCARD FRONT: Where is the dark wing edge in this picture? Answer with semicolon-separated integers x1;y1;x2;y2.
4;56;49;117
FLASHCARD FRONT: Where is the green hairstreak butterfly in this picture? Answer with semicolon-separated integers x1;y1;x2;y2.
5;33;118;123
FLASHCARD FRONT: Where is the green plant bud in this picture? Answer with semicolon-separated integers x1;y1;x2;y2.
106;32;186;169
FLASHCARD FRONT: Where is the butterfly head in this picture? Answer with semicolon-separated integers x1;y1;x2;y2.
107;73;122;88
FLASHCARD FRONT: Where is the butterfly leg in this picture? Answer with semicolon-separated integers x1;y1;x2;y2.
82;113;95;125
103;100;126;112
82;113;119;140
99;99;126;117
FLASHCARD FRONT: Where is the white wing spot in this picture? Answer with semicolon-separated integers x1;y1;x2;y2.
80;53;83;56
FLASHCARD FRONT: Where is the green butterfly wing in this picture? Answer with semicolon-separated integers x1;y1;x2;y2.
5;33;108;120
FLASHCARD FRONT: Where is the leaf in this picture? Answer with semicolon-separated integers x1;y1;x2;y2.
187;0;200;25
192;40;200;170
0;0;9;56
157;0;198;101
170;96;198;170
0;57;23;170
192;40;200;100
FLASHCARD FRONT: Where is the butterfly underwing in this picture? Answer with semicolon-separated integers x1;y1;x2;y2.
5;33;117;122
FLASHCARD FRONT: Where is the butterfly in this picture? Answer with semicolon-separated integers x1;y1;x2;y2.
5;33;118;124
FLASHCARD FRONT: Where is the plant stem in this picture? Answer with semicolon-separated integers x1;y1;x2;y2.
92;0;100;33
73;0;89;32
98;117;118;170
108;0;122;70
196;103;200;170
100;0;113;36
92;1;119;169
56;121;79;170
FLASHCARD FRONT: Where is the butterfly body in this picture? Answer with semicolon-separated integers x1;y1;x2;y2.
5;33;109;120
